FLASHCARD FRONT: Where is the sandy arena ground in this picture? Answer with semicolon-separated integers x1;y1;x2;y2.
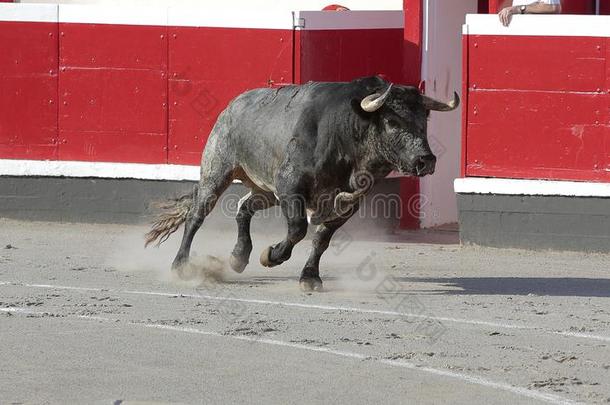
0;218;609;404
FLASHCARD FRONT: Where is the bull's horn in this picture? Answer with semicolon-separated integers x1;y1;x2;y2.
334;171;375;216
360;83;393;112
422;92;460;111
334;191;364;217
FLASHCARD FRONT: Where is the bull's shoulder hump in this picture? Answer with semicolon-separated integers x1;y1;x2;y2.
229;86;299;107
229;81;364;107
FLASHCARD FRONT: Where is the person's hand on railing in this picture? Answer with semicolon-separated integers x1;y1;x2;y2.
498;5;518;26
498;0;562;27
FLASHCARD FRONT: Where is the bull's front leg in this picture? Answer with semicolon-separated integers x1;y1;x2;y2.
230;190;277;273
260;194;308;268
300;214;353;292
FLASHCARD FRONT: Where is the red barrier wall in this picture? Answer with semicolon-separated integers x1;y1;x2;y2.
402;0;422;86
401;0;423;229
296;29;404;83
168;27;293;165
0;5;415;227
561;0;596;14
463;15;610;183
0;6;404;167
59;23;168;164
0;20;58;160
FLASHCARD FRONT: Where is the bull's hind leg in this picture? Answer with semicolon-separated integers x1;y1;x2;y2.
230;189;278;273
299;215;352;292
260;193;308;268
172;156;235;274
172;179;232;274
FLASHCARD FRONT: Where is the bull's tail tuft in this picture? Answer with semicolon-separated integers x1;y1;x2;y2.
144;186;198;247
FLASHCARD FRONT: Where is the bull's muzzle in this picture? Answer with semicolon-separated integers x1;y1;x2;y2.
415;154;436;176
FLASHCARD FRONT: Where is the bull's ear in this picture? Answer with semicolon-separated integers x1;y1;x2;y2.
422;92;460;111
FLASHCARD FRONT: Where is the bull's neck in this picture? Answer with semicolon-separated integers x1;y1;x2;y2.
357;157;394;180
352;136;394;180
341;114;394;181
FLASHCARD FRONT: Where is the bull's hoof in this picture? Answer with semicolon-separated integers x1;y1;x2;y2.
229;254;248;274
260;246;278;268
171;261;198;281
299;277;323;292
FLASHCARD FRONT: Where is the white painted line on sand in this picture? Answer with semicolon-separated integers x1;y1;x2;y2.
19;283;101;292
0;306;579;405
554;331;610;343
2;281;609;344
378;358;580;405
0;307;30;313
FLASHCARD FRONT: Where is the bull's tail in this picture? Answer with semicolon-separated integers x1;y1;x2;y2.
144;186;198;247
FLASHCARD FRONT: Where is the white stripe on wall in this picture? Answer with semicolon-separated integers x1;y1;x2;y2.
0;3;58;23
0;159;200;182
295;10;403;30
455;177;610;198
59;4;168;26
168;8;294;29
464;14;610;37
1;3;403;30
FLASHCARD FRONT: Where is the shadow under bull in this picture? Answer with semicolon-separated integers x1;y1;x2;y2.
396;277;610;298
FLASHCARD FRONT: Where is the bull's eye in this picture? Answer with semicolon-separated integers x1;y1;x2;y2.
387;119;400;128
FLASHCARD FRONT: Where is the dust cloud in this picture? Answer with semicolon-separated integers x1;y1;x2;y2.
105;228;234;287
102;216;402;295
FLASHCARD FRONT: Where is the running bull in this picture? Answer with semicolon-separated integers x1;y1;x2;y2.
145;76;459;291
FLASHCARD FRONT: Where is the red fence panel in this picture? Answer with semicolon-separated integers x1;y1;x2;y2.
58;68;167;163
295;11;404;84
561;0;596;15
57;6;168;164
1;5;406;170
167;10;294;165
468;35;605;93
0;4;58;160
467;91;608;181
463;15;610;182
297;28;404;83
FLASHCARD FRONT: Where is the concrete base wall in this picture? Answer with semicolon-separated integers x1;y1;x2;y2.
457;193;610;253
0;176;402;236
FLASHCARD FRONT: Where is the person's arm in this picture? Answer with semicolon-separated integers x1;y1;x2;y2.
499;1;562;27
523;1;562;14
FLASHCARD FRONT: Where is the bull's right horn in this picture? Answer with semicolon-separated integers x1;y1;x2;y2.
360;84;393;112
422;92;460;111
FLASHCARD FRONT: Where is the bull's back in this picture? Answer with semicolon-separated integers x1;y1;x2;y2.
219;85;319;189
205;81;354;191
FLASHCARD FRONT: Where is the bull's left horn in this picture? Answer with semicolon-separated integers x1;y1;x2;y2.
360;83;393;112
422;92;460;111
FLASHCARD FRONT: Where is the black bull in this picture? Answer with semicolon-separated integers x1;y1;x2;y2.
145;76;459;291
